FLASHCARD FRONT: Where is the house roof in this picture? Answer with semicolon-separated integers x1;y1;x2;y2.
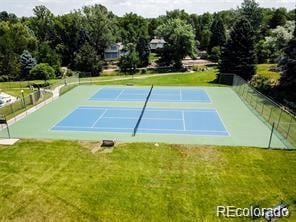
105;42;124;51
150;38;166;44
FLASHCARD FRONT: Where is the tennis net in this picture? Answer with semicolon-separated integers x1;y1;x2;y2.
132;85;154;136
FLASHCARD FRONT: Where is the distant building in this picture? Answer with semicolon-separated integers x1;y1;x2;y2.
149;37;166;51
104;43;127;61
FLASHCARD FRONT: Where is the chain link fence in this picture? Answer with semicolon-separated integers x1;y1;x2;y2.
0;89;51;120
218;73;296;149
0;73;80;121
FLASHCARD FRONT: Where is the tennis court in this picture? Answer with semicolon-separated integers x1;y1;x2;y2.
51;106;229;136
90;86;211;102
0;85;287;148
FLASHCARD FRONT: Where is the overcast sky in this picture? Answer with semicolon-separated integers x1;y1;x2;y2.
1;0;295;18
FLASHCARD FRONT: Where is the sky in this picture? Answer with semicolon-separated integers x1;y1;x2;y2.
1;0;295;18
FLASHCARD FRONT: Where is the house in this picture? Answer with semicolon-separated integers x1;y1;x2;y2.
149;37;166;51
104;43;126;61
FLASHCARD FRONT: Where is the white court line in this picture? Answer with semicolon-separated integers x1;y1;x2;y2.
54;125;133;130
102;117;183;121
53;125;227;133
91;109;108;128
89;87;105;100
78;106;217;113
115;89;125;101
180;88;183;101
214;110;231;136
182;111;186;131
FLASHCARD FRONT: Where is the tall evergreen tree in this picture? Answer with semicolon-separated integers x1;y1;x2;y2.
269;8;287;29
219;18;257;80
20;50;37;80
209;16;226;51
278;18;296;102
118;44;139;74
239;0;263;32
136;37;150;67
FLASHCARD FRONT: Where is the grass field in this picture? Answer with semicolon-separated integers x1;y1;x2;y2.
0;64;278;97
0;79;59;97
92;69;219;86
0;140;295;221
256;64;280;81
0;65;295;221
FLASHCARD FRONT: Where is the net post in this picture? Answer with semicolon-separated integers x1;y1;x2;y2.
132;84;154;137
6;121;11;139
268;122;275;149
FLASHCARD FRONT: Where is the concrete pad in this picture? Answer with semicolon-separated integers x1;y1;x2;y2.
0;139;19;145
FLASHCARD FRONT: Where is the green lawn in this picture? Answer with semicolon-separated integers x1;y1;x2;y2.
256;64;280;81
0;79;59;97
0;140;295;221
81;65;278;87
0;64;279;97
91;69;219;86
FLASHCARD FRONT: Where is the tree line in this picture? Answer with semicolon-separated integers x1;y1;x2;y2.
0;0;295;98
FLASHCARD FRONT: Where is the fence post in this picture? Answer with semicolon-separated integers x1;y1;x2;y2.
268;107;273;123
276;109;283;129
254;95;259;111
268;122;275;149
241;85;247;98
261;103;265;116
285;116;293;139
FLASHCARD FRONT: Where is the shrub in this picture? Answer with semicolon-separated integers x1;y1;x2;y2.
208;46;221;62
192;65;208;72
141;69;147;74
250;74;278;93
30;63;55;81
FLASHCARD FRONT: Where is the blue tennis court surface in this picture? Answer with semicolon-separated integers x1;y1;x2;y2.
52;106;229;136
90;87;211;102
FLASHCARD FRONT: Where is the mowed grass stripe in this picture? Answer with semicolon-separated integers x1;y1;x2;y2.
0;140;295;221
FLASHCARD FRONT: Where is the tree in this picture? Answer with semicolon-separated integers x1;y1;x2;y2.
30;63;55;81
0;21;37;80
118;44;139;74
37;42;61;75
20;50;37;80
54;12;84;66
73;42;102;76
239;0;263;32
81;4;115;57
209;46;221;62
0;11;17;23
30;6;56;43
191;13;213;49
148;18;159;39
219;18;257;80
118;13;148;44
256;21;295;63
165;9;191;24
209;16;226;51
278;19;296;102
157;19;197;69
136;37;150;67
269;8;287;29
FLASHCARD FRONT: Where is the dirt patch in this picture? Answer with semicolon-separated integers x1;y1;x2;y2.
78;141;116;154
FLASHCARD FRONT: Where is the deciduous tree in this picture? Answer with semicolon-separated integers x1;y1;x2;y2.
157;19;197;69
